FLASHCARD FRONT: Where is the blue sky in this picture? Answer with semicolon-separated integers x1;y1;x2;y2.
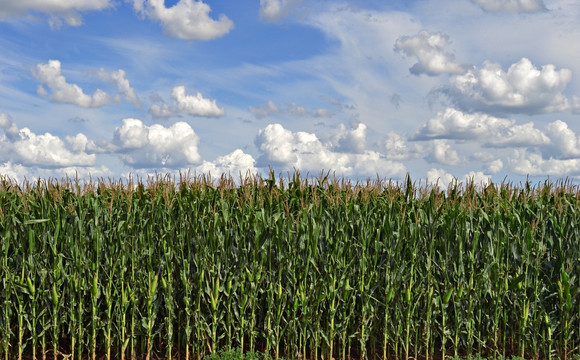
1;0;580;187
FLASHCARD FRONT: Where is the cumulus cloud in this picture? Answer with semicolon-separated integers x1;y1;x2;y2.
134;0;234;41
259;0;302;22
113;118;201;168
33;60;116;108
430;140;461;166
0;115;95;167
0;162;28;182
383;132;424;161
471;152;504;174
471;0;546;13
195;149;258;177
254;123;406;177
0;0;112;27
544;120;580;158
448;58;572;114
65;133;103;154
94;68;141;108
413;108;513;140
463;171;493;187
0;113;19;140
323;123;367;154
350;151;407;179
255;123;329;168
509;149;580;176
413;108;550;148
394;30;468;76
149;85;225;118
426;168;457;189
487;122;550;147
487;159;504;174
171;86;224;116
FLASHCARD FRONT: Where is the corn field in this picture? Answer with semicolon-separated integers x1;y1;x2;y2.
0;172;579;360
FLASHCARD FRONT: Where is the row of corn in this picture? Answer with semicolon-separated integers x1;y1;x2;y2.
0;172;579;360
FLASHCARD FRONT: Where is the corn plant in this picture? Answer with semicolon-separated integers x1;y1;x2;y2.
0;173;580;359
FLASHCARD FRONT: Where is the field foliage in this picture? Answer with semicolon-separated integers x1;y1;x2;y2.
0;172;579;360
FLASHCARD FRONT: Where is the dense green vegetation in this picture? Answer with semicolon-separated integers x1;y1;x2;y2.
0;172;579;360
200;348;571;360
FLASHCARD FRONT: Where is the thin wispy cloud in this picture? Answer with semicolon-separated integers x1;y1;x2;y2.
0;0;113;27
471;0;547;13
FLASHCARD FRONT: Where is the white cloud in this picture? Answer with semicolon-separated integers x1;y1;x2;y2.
248;100;280;119
544;120;580;158
471;0;546;13
94;68;142;108
0;162;28;182
259;0;302;22
0;0;112;27
449;57;572;114
113;118;201;168
66;133;90;153
426;168;457;189
431;140;461;165
463;171;492;187
10;129;97;166
255;123;323;167
149;85;225;118
413;108;550;148
172;86;225;117
135;0;234;41
65;133;103;154
0;115;96;167
471;152;504;174
324;123;367;154
33;60;116;108
351;150;407;179
394;30;468;76
0;113;18;140
471;151;497;163
509;149;580;176
383;131;423;161
487;122;550;147
254;123;406;178
413;107;513;140
132;0;145;12
195;149;258;177
487;159;504;174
